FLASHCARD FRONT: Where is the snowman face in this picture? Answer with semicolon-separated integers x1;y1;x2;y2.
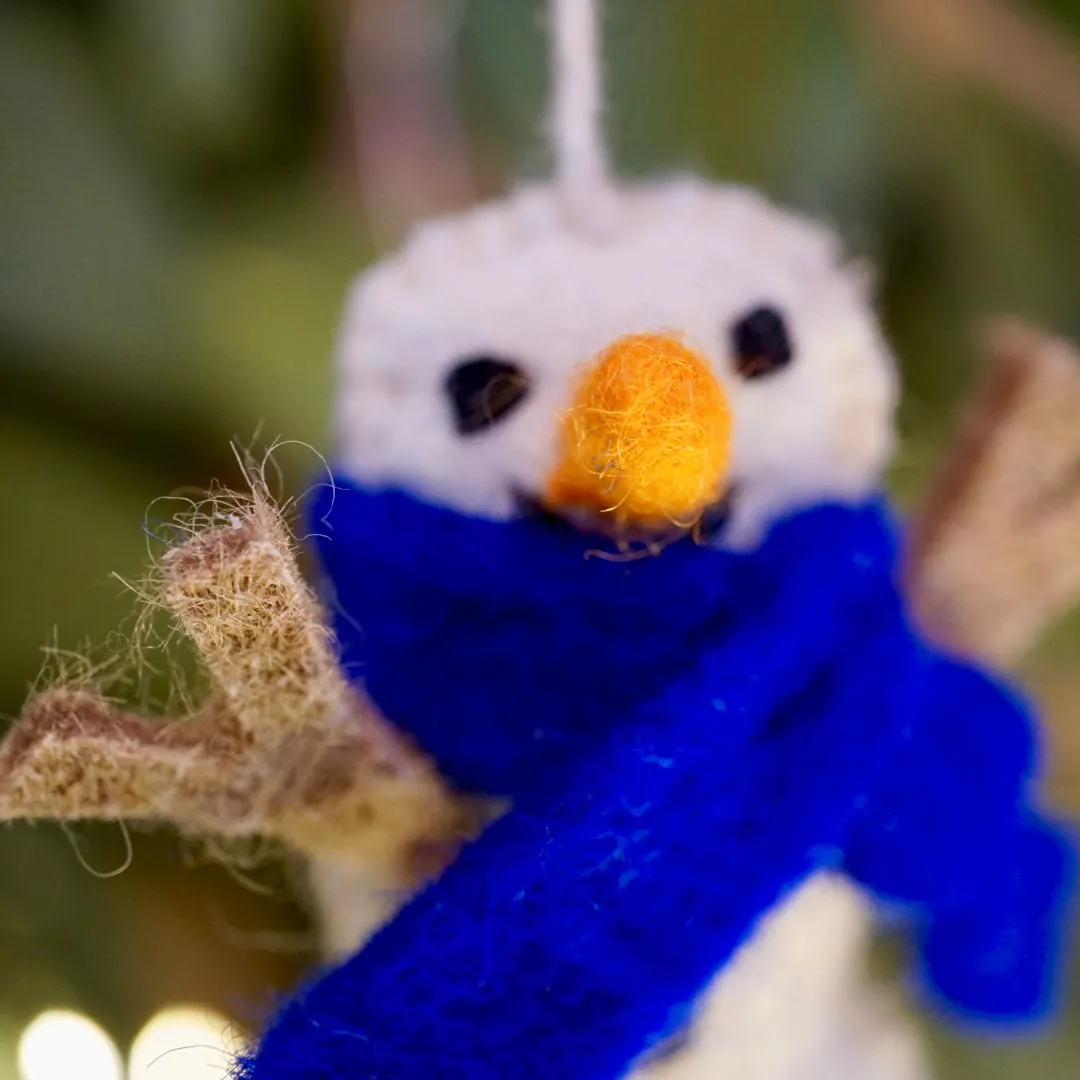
333;178;897;549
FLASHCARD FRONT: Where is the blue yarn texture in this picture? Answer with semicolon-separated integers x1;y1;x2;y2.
236;478;1074;1080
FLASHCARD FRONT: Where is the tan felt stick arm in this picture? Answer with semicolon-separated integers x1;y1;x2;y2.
0;487;470;878
907;318;1080;667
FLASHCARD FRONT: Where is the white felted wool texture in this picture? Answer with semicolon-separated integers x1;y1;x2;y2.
548;0;614;232
333;178;898;550
636;875;929;1080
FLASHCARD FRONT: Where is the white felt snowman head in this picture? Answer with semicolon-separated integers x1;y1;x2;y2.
331;0;897;550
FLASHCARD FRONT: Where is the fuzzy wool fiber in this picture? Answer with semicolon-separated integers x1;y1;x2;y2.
546;333;732;529
235;479;1073;1080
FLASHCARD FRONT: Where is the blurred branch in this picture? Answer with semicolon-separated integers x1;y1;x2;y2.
909;318;1080;666
336;0;474;245
862;0;1080;160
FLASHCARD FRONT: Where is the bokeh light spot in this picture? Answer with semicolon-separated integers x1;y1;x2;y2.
128;1005;237;1079
17;1010;123;1080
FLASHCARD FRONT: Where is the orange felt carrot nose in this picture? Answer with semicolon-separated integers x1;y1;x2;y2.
545;333;732;532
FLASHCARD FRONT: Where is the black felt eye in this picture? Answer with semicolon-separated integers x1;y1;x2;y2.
730;306;793;380
445;356;531;435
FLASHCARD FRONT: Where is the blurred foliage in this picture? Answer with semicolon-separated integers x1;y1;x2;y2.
1;0;1079;1075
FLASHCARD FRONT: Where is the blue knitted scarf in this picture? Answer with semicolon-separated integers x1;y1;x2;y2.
236;480;1072;1080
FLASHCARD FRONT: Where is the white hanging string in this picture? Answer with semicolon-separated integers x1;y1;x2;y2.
550;0;616;230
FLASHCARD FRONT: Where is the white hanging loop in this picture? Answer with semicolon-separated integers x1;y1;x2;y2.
549;0;618;233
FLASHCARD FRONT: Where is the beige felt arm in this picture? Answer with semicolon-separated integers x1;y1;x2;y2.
0;691;228;825
907;318;1080;665
0;487;470;879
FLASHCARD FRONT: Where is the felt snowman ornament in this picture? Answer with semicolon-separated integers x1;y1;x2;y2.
0;2;1071;1079
231;2;1074;1078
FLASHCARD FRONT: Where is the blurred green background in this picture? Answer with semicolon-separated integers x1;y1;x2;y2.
2;0;1080;1076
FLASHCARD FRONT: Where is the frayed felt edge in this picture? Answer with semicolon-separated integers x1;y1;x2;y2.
0;462;475;883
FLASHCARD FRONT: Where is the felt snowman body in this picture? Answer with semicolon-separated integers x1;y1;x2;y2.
235;6;1070;1078
237;173;1068;1080
301;178;920;1080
